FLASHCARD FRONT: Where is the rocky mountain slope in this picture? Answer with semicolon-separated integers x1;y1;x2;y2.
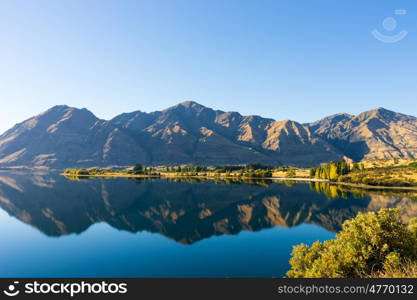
0;105;148;168
0;102;416;168
307;107;417;161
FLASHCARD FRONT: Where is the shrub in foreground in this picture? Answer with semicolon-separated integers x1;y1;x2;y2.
287;209;417;278
370;260;417;278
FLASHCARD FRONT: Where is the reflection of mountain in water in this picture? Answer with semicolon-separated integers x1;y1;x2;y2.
0;171;417;244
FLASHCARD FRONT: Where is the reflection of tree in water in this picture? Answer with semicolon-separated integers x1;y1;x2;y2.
309;182;354;199
65;175;275;187
1;172;417;244
309;181;417;201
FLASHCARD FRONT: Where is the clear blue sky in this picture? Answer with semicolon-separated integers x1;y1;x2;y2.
0;0;416;134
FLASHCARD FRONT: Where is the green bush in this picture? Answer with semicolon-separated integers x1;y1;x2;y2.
408;162;417;168
77;169;89;175
287;209;417;278
370;260;417;278
132;164;143;174
286;169;296;178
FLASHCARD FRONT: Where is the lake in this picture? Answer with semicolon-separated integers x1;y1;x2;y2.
0;170;416;278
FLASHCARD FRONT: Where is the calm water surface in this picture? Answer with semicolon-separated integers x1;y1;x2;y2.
0;171;416;277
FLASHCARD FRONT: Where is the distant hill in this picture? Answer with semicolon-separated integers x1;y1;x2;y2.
0;101;416;168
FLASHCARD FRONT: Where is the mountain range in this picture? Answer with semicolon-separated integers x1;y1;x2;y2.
1;101;417;168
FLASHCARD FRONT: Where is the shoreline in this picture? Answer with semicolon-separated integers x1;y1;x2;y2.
61;173;417;191
62;173;161;178
276;178;417;191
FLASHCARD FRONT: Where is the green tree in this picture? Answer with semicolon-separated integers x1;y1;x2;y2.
310;168;316;177
285;169;296;178
310;161;351;181
76;169;89;175
352;162;360;171
133;164;143;174
329;164;339;180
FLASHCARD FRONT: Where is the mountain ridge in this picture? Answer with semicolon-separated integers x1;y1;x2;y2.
1;102;416;168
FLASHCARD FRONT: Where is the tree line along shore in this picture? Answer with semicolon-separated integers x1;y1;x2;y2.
62;159;417;188
63;163;300;179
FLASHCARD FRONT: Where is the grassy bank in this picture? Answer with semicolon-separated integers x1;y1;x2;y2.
310;160;417;188
338;165;417;187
